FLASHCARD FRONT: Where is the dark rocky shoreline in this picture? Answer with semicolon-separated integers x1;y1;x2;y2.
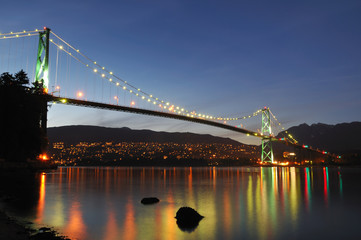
0;210;70;240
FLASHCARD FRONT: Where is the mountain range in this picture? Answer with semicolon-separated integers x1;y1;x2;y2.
48;125;243;146
48;122;361;154
277;121;361;153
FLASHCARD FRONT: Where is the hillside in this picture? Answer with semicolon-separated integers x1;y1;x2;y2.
48;125;244;146
277;122;361;152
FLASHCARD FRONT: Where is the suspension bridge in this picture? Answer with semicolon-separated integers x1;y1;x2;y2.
0;27;338;164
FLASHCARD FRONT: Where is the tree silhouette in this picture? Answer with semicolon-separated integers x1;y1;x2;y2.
0;70;48;162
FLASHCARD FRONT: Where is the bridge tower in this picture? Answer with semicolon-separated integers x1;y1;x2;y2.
34;27;51;133
261;107;274;163
35;27;50;91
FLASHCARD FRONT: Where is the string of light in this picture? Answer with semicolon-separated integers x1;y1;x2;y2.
50;30;255;121
269;109;298;144
0;29;40;39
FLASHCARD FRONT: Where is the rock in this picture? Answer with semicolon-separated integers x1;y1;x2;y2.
175;207;204;232
141;197;160;205
39;227;51;232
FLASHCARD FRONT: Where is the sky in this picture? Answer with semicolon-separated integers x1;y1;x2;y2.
1;0;361;145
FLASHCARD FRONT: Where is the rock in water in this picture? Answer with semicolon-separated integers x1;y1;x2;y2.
175;207;204;231
141;197;160;204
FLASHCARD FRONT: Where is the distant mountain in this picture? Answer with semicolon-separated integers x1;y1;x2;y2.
48;125;244;146
277;122;361;152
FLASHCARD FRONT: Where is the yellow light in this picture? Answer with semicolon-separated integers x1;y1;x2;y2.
109;79;112;82
102;67;105;70
77;49;79;52
59;46;63;49
142;96;145;99
166;102;170;106
130;90;133;93
150;95;153;98
94;61;96;64
110;72;113;75
93;69;97;73
153;101;156;104
61;99;67;103
137;88;140;91
116;83;119;86
148;99;151;102
123;86;126;90
101;74;105;77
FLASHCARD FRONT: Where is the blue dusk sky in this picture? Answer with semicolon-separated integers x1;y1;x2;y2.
1;0;361;145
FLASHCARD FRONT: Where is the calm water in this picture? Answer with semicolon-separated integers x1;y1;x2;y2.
4;166;361;240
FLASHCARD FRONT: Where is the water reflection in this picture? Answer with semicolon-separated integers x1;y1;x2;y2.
30;167;352;240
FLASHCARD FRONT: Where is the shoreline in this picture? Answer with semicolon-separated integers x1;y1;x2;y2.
0;210;70;240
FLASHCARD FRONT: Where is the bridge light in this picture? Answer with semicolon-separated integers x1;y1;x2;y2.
116;83;119;86
59;45;63;49
123;86;126;90
101;74;105;77
131;101;135;106
77;91;84;98
61;99;67;103
93;69;97;73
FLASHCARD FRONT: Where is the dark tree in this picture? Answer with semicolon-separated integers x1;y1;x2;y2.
0;70;48;162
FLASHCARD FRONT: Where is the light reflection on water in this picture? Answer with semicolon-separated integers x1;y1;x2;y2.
31;167;361;240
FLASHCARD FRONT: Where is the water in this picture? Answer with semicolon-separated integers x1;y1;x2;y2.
3;166;361;239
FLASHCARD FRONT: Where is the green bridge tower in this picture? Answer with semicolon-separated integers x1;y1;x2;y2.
261;107;274;163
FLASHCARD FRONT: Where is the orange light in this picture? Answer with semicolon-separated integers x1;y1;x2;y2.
38;154;48;161
130;101;135;106
77;91;84;98
43;88;48;93
56;86;60;90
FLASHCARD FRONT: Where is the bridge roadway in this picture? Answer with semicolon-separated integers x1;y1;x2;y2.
48;95;334;158
49;95;268;139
